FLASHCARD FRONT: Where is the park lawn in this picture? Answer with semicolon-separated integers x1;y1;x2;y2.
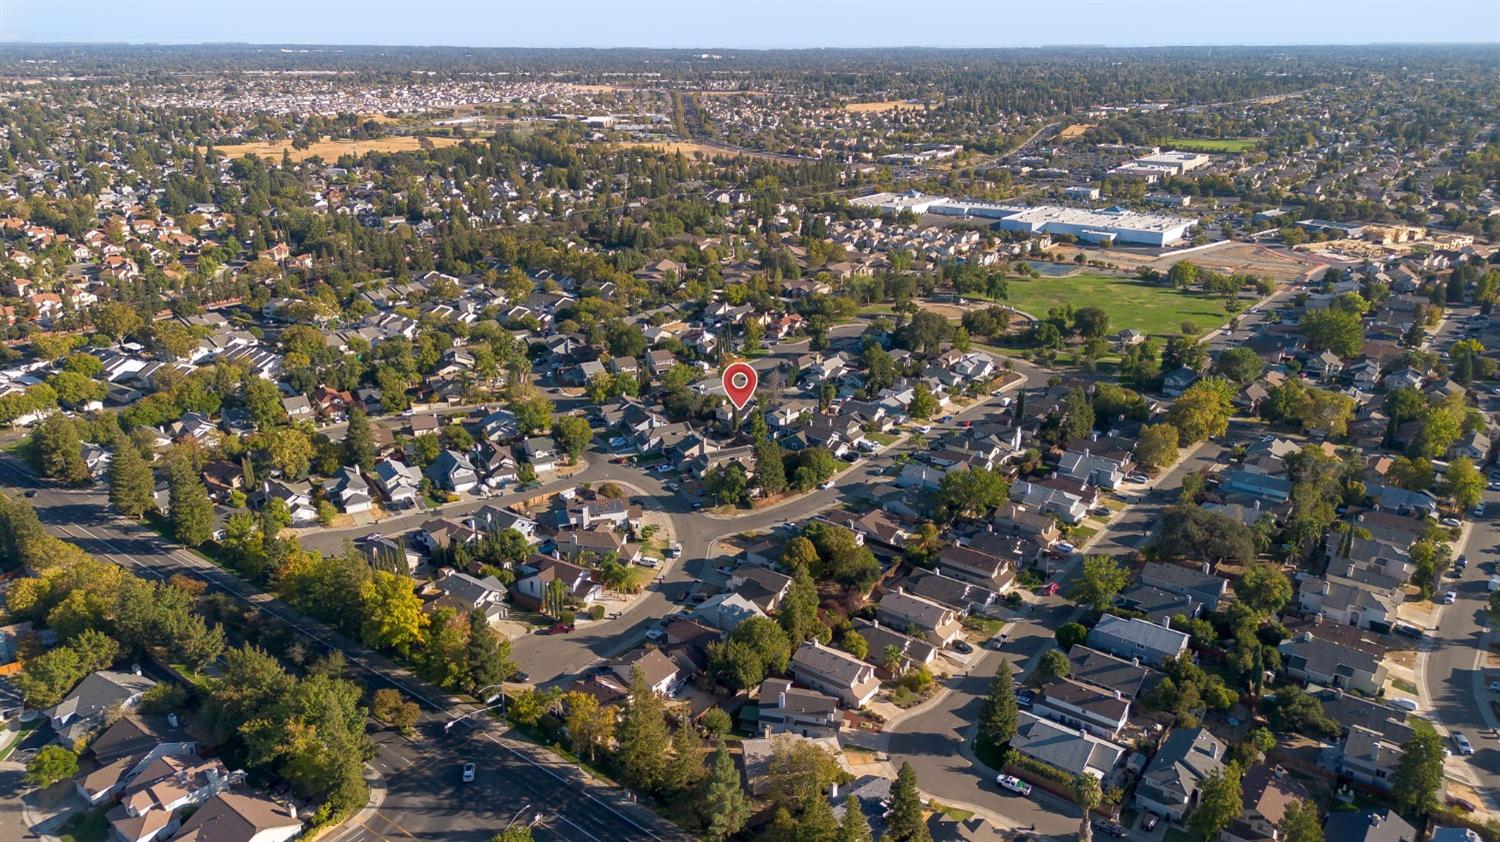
1162;137;1259;153
1001;273;1228;339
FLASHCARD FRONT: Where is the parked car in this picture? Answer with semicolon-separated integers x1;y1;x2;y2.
819;479;836;490
1487;679;1500;693
1453;733;1475;755
1127;473;1149;484
995;774;1032;796
461;762;476;783
510;671;530;683
1446;796;1478;813
1392;623;1425;640
1015;689;1035;708
1441;591;1457;604
1457;554;1468;569
1441;516;1462;527
1094;821;1129;838
953;640;973;654
1389;698;1420;712
1054;541;1076;554
666;543;683;558
547;623;574;635
1474;503;1487;518
1142;814;1160;831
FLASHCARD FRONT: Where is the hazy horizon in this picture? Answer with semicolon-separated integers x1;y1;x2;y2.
5;0;1498;50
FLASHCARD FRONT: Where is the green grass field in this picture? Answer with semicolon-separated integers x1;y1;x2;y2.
1001;273;1228;338
1162;137;1259;153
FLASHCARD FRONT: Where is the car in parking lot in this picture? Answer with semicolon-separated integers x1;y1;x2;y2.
1453;733;1475;755
995;774;1032;796
461;762;476;783
1474;503;1487;518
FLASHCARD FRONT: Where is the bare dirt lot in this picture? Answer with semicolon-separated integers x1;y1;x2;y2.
207;135;464;161
1088;241;1329;282
1058;123;1095;140
610;141;784;161
843;100;927;113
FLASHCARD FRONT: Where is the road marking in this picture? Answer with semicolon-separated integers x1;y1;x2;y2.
479;732;662;840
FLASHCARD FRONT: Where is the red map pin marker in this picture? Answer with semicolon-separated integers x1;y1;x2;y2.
722;362;758;411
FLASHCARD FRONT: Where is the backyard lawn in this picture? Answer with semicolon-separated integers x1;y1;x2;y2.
1000;273;1229;339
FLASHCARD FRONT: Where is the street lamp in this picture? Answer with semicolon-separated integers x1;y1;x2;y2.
443;699;506;732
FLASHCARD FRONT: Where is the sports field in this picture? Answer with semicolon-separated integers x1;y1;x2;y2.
1001;272;1228;338
1162;137;1259;153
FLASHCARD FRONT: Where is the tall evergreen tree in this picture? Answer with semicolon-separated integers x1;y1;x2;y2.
344;407;377;473
837;795;873;842
465;610;516;694
1391;719;1445;816
885;762;931;842
979;661;1019;751
701;741;749;841
754;436;788;495
32;413;88;484
799;794;839;842
168;458;214;547
615;666;669;791
108;443;154;518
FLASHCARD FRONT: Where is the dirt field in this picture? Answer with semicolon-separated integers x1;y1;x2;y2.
843;100;927;113
1090;241;1328;283
1059;123;1095;140
207;135;464;161
610;141;783;161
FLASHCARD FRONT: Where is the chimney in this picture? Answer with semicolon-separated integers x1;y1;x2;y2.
830;782;839;799
1201;561;1210;575
131;663;142;676
778;691;787;708
167;713;179;728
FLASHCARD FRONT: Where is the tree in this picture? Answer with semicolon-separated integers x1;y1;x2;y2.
344;407;377;473
779;566;822;645
1169;261;1199;289
978;661;1018;750
1390;718;1445;816
360;571;428;657
710;616;791;689
701;742;749;841
1444;456;1484;510
168;458;214;547
91;300;144;341
1056;623;1089;650
1213;347;1264;384
701;707;733;739
551;415;593;462
511;394;555;436
31;413;89;484
563;691;615;763
1280;802;1324;842
1073;306;1110;339
371;688;421;732
108;442;155;518
665;718;706;794
1237;563;1292;617
782;535;820;569
840;628;869;660
885;762;932;842
465;610;517;694
1298;309;1363;357
909;383;938;420
262;427;314;479
1192;763;1244;839
1070;555;1129;611
838;794;873;842
1036;649;1072;684
1135;423;1179;472
1073;773;1102;842
936;467;1010;521
799;795;840;842
25;744;78;787
754;436;789;495
765;735;843;812
704;462;750;506
492;828;534;842
243;377;286;429
1158;505;1256;567
1167;378;1234;443
1262;687;1339;738
616;666;669;791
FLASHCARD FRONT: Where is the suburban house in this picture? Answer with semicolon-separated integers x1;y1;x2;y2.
611;648;687;698
432;570;509;624
756;678;841;739
1010;479;1088;524
1279;630;1388;695
788;641;881;708
74;715;198;807
426;449;479;494
106;755;239;842
851;618;939;674
373;458;422;507
693;592;768;633
172;791;304;842
1009;711;1126;781
512;558;603;611
1223;764;1310;842
1334;723;1410;792
1323;810;1415;842
1085;615;1190;667
934;544;1014;591
46;670;155;743
874;588;965;646
1134;727;1226;822
1067;646;1161;700
1138;563;1228;611
1032;676;1131;739
330;466;373;514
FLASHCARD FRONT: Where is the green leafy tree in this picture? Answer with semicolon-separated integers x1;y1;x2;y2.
1390;719;1445;816
551;415;593;462
1167;377;1234;444
466;610;517;692
765;735;844;813
1444;456;1484;510
25;744;78;787
1280;801;1324;842
1135;423;1179;472
360;571;428;657
511;394;555;436
701;741;750;841
782;536;820;569
1237;563;1293;617
978;661;1018;750
908;383;938;420
1213;346;1265;384
1036;649;1072;684
840;629;869;661
168;458;214;547
1298;309;1364;357
754;436;789;495
838;794;873;842
108;442;155;518
1070;555;1129;611
242;376;286;430
704;461;750;506
1191;763;1244;839
936;467;1010;521
779;566;822;645
885;762;932;842
1074;773;1102;842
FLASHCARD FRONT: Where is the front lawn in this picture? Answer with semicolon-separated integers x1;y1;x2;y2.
1000;273;1229;339
57;807;110;842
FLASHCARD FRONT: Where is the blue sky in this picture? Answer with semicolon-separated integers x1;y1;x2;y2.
4;0;1498;48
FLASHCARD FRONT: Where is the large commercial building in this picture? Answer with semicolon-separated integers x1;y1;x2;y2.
850;191;1198;247
1108;150;1213;182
